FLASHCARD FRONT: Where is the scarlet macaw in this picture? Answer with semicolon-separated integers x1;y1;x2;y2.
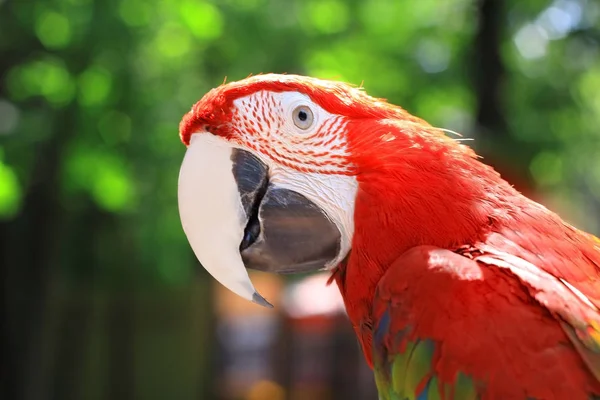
177;74;600;399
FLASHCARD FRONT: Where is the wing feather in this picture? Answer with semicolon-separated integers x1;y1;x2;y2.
371;245;600;400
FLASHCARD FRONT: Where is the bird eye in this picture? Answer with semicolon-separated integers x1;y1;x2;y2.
292;105;314;130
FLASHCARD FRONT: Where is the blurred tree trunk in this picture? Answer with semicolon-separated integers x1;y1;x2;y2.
472;0;534;193
49;205;105;400
107;293;135;400
0;2;67;398
1;116;64;400
50;295;91;400
473;0;507;138
101;215;136;400
198;287;218;400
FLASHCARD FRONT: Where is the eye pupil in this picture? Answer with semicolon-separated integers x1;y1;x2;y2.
292;105;314;130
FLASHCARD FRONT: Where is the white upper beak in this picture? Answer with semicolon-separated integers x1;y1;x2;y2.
177;133;272;307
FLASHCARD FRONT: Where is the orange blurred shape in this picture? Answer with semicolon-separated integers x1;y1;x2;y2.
214;270;284;317
246;380;286;400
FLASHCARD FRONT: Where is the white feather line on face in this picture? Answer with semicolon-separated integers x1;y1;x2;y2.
269;163;358;268
232;91;351;174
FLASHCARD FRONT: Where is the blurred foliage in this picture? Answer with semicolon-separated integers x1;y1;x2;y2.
2;0;599;282
1;0;599;399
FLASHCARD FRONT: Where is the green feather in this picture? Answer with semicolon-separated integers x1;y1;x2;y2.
374;365;391;400
444;380;453;400
452;372;477;400
389;339;434;400
426;377;442;400
391;340;418;397
404;340;434;400
372;316;478;400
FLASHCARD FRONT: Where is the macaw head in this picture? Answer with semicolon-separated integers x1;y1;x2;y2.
178;74;492;309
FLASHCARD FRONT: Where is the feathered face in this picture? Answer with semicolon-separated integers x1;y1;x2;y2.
178;74;379;306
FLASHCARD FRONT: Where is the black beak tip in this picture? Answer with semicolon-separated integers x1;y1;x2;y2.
252;292;274;308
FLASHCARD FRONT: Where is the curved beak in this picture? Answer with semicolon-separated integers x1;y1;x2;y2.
178;133;341;307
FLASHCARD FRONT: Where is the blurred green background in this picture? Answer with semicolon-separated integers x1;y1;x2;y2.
1;0;599;399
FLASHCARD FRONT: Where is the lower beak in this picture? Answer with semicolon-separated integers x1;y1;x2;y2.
178;133;341;307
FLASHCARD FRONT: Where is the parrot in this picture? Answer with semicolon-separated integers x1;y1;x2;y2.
176;73;600;399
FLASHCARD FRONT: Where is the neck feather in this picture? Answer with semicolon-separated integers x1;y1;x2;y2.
334;118;520;359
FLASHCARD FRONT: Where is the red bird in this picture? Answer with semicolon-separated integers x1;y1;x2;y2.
177;74;600;399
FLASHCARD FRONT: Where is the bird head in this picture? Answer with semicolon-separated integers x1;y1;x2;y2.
177;73;485;307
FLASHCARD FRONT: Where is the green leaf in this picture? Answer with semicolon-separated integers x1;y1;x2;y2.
78;66;113;107
180;1;224;40
35;11;72;49
303;0;349;34
0;160;22;219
